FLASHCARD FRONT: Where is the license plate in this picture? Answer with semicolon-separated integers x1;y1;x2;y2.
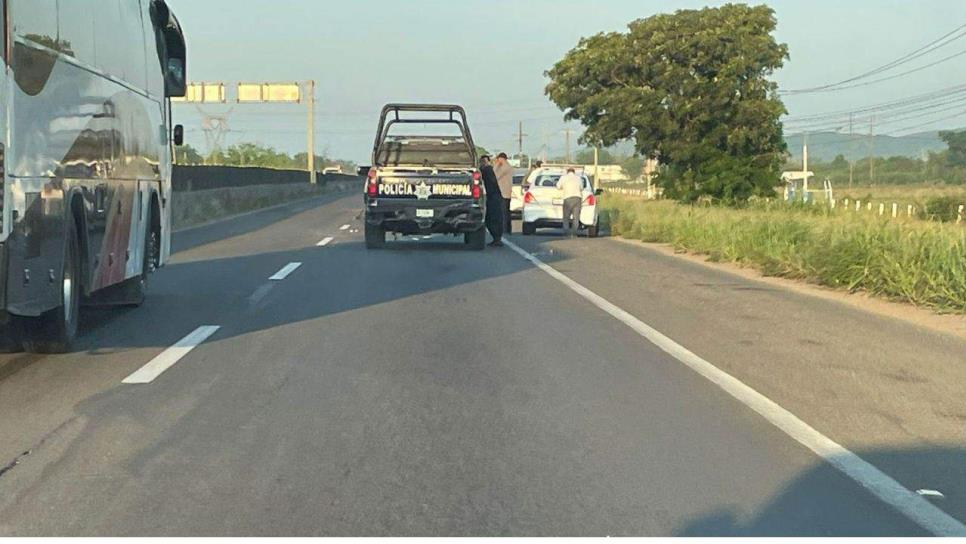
552;198;564;206
416;209;434;218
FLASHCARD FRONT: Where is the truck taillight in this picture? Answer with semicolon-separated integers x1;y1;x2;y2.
524;192;536;205
585;194;596;206
472;184;481;200
472;171;481;182
366;168;378;197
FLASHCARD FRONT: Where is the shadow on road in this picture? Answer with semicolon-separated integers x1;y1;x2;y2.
675;447;964;537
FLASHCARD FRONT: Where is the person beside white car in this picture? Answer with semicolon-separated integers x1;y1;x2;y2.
556;168;584;238
521;165;601;237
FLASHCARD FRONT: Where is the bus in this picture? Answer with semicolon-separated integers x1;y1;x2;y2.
3;0;187;352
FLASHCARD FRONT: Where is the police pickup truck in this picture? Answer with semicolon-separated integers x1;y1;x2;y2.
363;104;486;250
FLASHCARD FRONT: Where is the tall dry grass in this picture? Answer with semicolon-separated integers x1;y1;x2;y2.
602;196;966;313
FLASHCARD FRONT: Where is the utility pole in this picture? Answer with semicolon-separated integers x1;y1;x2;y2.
307;80;316;184
517;121;526;161
564;128;572;163
802;132;809;197
593;146;599;189
869;113;876;186
848;113;854;189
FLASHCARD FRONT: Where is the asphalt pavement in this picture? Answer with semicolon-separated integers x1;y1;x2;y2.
0;193;961;536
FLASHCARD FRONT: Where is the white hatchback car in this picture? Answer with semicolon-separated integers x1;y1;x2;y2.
521;167;601;237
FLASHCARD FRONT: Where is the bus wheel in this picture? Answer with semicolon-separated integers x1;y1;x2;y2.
126;215;158;307
23;219;81;354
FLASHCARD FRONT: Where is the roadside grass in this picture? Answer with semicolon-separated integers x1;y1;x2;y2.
601;196;966;314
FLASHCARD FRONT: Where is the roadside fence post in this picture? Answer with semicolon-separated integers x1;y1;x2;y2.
878;203;884;216
892;203;898;218
958;205;964;225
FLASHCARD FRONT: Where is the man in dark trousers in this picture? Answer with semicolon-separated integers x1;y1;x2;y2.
494;153;514;234
479;155;504;247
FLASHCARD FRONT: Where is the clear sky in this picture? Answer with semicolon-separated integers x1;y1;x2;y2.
166;0;966;163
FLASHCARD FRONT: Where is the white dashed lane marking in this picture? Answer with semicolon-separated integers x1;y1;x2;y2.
339;224;350;231
122;326;221;384
504;239;966;537
269;262;302;281
317;237;334;247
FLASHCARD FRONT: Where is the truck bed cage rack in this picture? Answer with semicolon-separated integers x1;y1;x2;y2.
373;104;477;165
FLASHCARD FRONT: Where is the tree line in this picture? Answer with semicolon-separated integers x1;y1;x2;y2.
175;143;357;174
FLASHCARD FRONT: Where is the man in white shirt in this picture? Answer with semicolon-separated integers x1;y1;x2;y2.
556;168;584;238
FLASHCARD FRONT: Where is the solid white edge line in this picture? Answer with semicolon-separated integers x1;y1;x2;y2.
269;262;302;281
339;224;350;231
503;239;966;537
122;326;221;384
317;237;334;247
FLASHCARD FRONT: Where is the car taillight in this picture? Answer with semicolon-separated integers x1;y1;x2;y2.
585;194;596;206
472;184;481;200
524;192;536;205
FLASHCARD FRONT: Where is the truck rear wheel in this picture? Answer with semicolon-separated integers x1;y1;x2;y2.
465;228;485;250
365;223;385;249
522;222;536;236
23;218;81;354
587;223;599;238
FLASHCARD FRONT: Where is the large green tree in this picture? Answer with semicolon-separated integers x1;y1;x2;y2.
939;130;966;167
546;3;789;202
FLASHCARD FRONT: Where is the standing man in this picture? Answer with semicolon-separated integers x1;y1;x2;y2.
480;155;504;247
494;153;514;234
557;167;583;238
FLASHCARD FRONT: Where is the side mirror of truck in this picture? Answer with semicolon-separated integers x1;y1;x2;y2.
173;124;184;146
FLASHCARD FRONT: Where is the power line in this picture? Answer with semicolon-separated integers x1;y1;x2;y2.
781;22;966;94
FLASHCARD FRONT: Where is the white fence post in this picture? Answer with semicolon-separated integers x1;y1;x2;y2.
907;204;913;217
867;202;873;211
958;205;964;225
856;200;861;212
878;203;884;216
892;203;898;218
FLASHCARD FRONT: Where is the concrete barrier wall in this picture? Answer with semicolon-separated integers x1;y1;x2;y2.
170;165;361;230
173;165;363;192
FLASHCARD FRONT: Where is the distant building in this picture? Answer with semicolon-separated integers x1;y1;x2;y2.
584;164;629;183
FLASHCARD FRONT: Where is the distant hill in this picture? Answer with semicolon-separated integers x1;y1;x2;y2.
784;131;951;163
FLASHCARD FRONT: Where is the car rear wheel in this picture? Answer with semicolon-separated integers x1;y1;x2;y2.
522;222;536;236
23;219;81;354
465;228;485;250
365;223;385;249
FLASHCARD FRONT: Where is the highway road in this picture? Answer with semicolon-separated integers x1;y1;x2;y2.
0;192;963;536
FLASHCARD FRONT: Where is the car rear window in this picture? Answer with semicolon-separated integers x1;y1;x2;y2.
532;174;590;188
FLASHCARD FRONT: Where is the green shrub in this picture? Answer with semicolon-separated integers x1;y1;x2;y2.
920;196;964;223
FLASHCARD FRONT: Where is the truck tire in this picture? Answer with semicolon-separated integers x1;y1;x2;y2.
465;228;486;250
522;222;536;236
365;222;385;249
587;223;599;238
23;218;81;353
